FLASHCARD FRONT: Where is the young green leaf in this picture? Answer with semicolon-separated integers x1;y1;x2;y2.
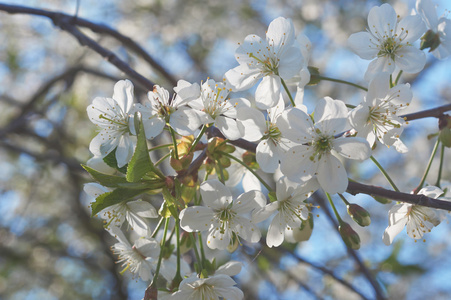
90;188;148;216
103;148;128;173
126;122;153;183
82;165;128;187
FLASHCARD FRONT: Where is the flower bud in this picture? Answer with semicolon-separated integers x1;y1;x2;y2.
420;29;441;52
339;222;361;250
307;66;321;85
439;115;451;148
347;204;371;227
170;152;194;171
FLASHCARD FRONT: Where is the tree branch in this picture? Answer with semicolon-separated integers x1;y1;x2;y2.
347;181;451;211
313;193;387;300
401;103;451;121
0;3;156;90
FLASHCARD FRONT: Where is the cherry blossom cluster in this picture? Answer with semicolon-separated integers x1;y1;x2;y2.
83;1;451;298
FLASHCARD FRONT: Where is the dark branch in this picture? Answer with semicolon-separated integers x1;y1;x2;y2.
401;103;451;121
0;3;156;90
347;181;451;211
313;193;387;300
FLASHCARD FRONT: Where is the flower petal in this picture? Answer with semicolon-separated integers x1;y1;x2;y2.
180;206;215;232
333;137;371;160
200;179;233;208
316;153;348;194
255;75;281;110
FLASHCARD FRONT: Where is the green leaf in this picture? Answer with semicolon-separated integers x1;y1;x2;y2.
103;148;128;173
82;165;128;187
127;122;153;183
91;188;148;216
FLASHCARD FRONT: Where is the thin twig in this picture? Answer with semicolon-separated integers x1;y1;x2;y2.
401;103;451;121
0;3;155;90
313;193;387;300
0;3;177;86
347;181;451;211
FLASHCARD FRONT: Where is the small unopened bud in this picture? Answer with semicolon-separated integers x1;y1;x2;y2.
307;66;321;85
420;29;441;52
170;152;194;171
339;222;361;250
347;204;371;227
439;115;451;148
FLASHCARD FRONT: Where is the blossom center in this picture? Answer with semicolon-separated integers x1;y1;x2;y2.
248;53;279;76
279;197;306;226
310;129;333;160
263;122;281;141
378;37;401;60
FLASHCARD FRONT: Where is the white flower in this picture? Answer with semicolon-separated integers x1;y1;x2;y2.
108;226;160;281
285;33;313;106
86;155;116;175
349;72;412;150
180;179;266;250
137;80;201;139
348;3;426;81
87;80;137;167
237;95;298;173
253;176;319;248
84;183;158;237
169;274;244;300
416;0;451;59
188;79;247;140
382;186;444;245
225;17;303;109
225;148;269;192
279;97;372;194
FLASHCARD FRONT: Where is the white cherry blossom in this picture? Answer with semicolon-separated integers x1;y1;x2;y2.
237;95;298;173
108;226;160;281
188;79;247;140
279;97;372;194
252;176;319;248
179;179;266;250
84;183;158;237
169;274;243;300
137;80;201;139
348;3;426;81
416;0;451;59
382;186;444;245
225;17;303;109
87;79;137;167
349;72;412;151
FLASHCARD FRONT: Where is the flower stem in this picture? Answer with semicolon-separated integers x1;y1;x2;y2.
414;138;440;193
338;193;350;206
190;233;203;272
325;192;343;224
174;218;182;285
370;155;400;192
198;233;207;263
219;151;273;192
169;127;179;160
148;143;173;152
281;78;296;107
216;161;226;184
435;143;445;187
151;217;165;238
316;76;368;91
150;217;170;288
155;152;171;167
394;70;403;86
189;124;207;153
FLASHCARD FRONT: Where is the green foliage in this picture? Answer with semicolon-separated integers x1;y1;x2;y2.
82;165;128;187
103;149;128;173
126;122;154;183
91;187;149;217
